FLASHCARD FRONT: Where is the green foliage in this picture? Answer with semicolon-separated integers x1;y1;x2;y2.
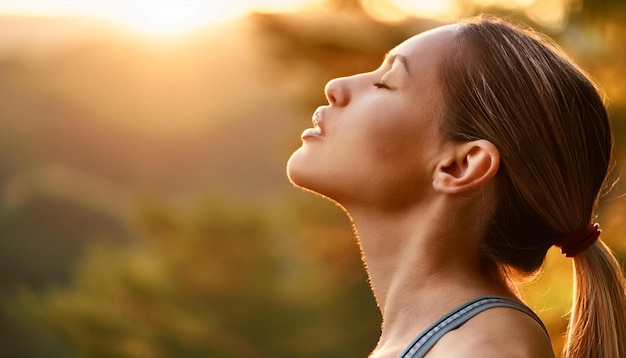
6;194;380;357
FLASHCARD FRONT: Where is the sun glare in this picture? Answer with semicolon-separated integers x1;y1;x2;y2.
361;0;461;23
0;0;308;36
104;0;310;35
110;1;233;35
0;0;570;32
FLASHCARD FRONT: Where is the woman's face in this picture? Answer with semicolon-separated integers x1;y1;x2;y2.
287;25;457;210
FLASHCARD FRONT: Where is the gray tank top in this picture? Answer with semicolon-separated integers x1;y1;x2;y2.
399;296;549;358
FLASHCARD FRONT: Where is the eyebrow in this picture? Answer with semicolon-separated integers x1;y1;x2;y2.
384;52;410;74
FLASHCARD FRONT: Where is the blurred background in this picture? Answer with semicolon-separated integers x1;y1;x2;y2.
0;0;624;357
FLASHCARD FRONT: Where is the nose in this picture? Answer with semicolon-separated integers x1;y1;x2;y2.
324;77;350;107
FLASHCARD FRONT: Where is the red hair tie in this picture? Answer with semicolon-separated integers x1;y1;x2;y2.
555;223;601;257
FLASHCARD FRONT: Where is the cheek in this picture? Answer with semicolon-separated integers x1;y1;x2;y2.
368;95;441;160
363;106;441;192
367;115;425;163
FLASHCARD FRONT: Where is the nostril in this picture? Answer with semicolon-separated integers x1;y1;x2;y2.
324;79;337;104
325;77;348;106
327;93;336;105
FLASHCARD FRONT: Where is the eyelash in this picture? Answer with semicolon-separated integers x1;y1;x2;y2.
373;82;389;89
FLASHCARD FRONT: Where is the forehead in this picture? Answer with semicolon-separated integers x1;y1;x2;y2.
389;25;457;74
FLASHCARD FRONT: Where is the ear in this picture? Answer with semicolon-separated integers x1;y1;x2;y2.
432;140;500;194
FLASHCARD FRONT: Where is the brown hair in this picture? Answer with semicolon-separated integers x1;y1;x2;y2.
438;15;626;357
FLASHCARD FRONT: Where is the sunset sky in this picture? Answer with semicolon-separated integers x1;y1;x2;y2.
0;0;464;34
0;0;314;34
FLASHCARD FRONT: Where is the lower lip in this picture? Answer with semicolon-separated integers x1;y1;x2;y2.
301;128;323;140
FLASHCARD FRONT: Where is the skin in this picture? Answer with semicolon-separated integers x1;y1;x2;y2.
287;25;554;357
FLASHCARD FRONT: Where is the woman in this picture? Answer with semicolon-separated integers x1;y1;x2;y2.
287;15;626;357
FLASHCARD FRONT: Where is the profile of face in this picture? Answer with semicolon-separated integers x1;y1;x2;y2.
287;26;458;210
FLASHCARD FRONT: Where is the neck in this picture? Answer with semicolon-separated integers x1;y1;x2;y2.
343;198;512;355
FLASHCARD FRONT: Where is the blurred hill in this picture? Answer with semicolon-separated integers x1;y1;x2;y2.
0;15;299;201
0;11;429;290
0;14;315;318
0;14;313;356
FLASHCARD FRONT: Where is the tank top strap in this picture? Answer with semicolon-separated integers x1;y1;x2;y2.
399;296;549;358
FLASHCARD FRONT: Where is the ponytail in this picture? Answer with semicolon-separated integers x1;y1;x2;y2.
564;241;626;358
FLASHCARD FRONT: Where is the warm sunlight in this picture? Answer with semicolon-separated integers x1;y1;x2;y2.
361;0;461;22
112;1;231;35
0;0;573;33
0;0;310;35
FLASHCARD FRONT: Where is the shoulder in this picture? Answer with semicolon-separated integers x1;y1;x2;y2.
425;305;554;358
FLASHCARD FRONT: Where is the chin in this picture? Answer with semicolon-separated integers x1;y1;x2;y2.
286;149;350;208
286;151;327;195
286;151;312;190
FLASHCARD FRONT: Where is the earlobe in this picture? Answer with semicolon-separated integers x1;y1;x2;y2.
432;140;500;194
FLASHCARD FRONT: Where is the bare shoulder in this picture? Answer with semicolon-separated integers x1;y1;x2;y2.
425;305;555;358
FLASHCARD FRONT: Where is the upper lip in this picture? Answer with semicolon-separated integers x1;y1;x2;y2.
312;106;326;134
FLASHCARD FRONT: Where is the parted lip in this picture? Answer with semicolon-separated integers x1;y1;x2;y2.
301;106;326;140
312;106;326;134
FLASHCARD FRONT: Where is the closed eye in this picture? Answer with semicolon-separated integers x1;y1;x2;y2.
373;82;389;89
